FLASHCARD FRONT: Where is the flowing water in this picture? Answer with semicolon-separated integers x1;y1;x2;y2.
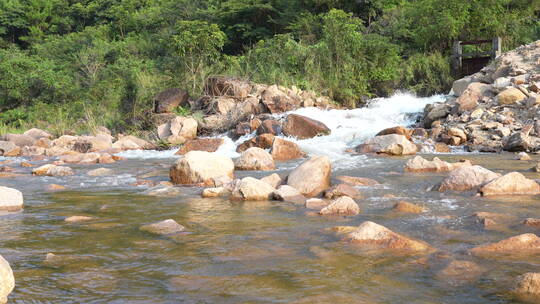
1;93;539;303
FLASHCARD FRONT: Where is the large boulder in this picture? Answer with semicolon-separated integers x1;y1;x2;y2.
236;134;275;153
343;221;432;252
0;255;14;304
356;134;417;155
234;147;275;171
405;156;472;173
287;156;331;197
153;88;189;113
170;151;234;186
514;273;540;302
479;172;540;196
3;134;35;147
256;119;282;136
496;87;526;105
231;177;275;201
470;233;540;256
175;138;224;155
319;196;360;216
0;186;23;211
282;114;330;139
270;137;306;161
439;165;500;192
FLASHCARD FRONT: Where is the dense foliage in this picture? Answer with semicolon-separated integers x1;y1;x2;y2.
0;0;539;133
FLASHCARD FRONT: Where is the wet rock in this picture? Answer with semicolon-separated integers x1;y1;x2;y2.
470;233;540;256
405;156;472;173
503;132;531;152
112;135;151;150
435;260;485;286
236;134;275;153
142;186;183;197
170;151;234;186
32;164;74;177
392;201;425;213
231;177;275;201
424;104;451;127
472;212;513;229
438;165;500;191
513;273;540;302
176;138;224;155
0;255;14;304
356;134;417;156
479;172;540;196
46;184;66;191
140;219;185;235
256;119;282;135
87;168;113;176
287;156;331;197
497;87;526;104
324;184;361;199
282;114;330;139
529;163;540;172
272;185;305;204
260;173;282;188
305;198;329;210
270;137;305;161
0;186;23;211
3;133;35;147
234;147;275;171
335;176;379;186
153;88;189;113
319;196;360;216
65;216;94;223
522;218;540;227
231;122;252;138
517;152;532;160
201;187;229;198
344;221;432;252
375;126;412;140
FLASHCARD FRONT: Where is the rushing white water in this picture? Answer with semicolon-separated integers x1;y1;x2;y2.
117;92;445;167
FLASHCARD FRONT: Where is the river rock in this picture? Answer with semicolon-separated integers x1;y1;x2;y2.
435;260;485;286
452;77;473;96
236;134;275;153
335;176;379;186
356;134;417;155
287;156;331;197
112;135;151;150
0;186;23;211
392;201;425;213
405;156;472;173
375;126;413;140
153;88;189;113
503;132;531;152
256;119;282;136
260;84;301;113
282;114;330;139
305;198;329;210
514;273;540;302
479;172;540;196
23;128;52;140
324;184;360;199
65;215;95;223
142;186;183;197
272;185;305;204
3;133;36;147
170;116;198;140
270;137;305;161
470;233;540;256
260;173;282;188
0;142;18;156
497;87;526;104
438;165;500;191
175;138;224;155
234;147;275;171
0;255;14;304
319;196;360;216
140;219;185;235
87;168;113;176
201;187;229;198
170;151;234;185
517;152;532;160
231;177;275;201
32;164;74;176
344;221;432;252
523;218;540;227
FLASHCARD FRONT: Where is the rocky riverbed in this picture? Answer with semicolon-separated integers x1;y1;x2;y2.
0;41;540;303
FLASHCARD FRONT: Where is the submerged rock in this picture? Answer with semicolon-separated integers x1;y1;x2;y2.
435;260;485;286
470;233;540;256
335;176;379;186
479;172;540;196
405;156;471;173
0;255;14;304
438;165;500;191
272;185;305;204
323;184;361;199
0;186;23;211
319;196;360;216
282;114;331;139
287;156;331;197
392;201;425;213
65;216;95;223
170;151;234;186
87;168;114;176
523;218;540;228
305;198;329;210
142;186;183;197
356;134;417;156
231;177;275;201
344;221;432;252
234;147;275;171
140;219;185;235
514;272;540;302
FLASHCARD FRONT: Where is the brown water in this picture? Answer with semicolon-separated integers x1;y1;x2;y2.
0;153;539;303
